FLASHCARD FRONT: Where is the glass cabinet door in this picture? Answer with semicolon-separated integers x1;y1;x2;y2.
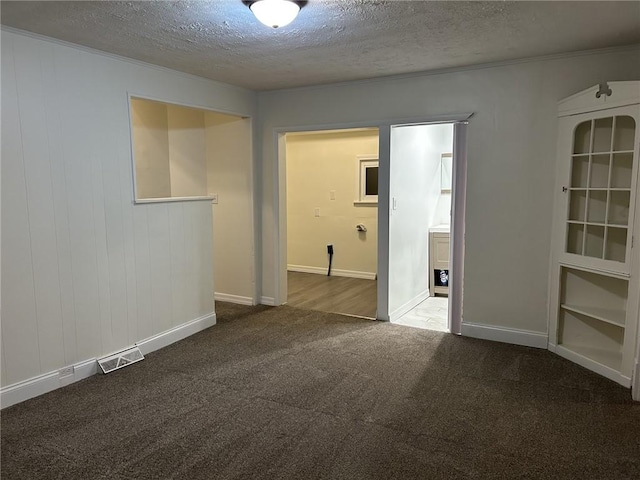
565;112;637;270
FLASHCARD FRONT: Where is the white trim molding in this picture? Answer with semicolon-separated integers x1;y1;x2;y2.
260;296;276;306
1;312;217;409
214;293;254;305
461;322;548;349
389;289;430;323
136;312;216;355
1;358;98;410
288;264;376;280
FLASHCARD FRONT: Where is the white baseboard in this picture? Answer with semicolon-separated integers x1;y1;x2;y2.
288;264;376;280
1;358;98;410
389;289;430;322
1;312;216;409
214;292;254;305
461;322;548;349
136;312;216;356
260;296;276;306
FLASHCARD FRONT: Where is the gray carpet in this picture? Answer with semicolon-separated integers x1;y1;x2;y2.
1;302;639;479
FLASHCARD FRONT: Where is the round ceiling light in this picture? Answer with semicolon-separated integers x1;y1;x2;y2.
250;0;300;28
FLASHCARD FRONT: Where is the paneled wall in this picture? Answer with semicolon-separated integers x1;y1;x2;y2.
0;30;256;388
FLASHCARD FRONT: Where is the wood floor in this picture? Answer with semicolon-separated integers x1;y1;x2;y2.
286;271;377;318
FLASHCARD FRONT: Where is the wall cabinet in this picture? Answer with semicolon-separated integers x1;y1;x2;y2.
549;82;640;389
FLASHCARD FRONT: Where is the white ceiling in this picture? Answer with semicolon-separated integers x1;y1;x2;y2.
2;1;639;91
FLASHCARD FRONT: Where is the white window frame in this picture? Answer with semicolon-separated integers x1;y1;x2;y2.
354;155;379;205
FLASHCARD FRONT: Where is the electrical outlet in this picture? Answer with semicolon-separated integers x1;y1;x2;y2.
58;366;74;378
330;190;336;200
314;207;320;217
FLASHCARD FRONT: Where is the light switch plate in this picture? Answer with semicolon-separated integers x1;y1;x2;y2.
211;193;219;204
314;207;320;217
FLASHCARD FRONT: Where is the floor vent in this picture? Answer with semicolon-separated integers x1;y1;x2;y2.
98;346;144;374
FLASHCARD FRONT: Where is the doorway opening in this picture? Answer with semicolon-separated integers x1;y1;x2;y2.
284;128;379;319
274;114;470;334
387;123;454;332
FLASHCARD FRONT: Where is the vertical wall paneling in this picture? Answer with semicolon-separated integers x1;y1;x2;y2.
40;41;78;365
182;203;199;323
87;61;115;356
12;36;67;373
147;205;173;334
109;64;139;347
1;29;254;392
1;34;42;385
197;201;215;315
168;202;186;326
88;54;129;353
132;205;153;340
58;44;104;361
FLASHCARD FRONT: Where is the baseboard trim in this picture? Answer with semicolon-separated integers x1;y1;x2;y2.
1;312;217;409
1;358;98;410
389;289;430;322
461;322;548;349
288;264;376;280
136;312;216;355
214;292;254;305
260;296;276;306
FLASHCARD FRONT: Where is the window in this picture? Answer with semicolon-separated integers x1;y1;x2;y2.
355;155;379;205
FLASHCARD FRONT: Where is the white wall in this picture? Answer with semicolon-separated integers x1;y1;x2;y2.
258;46;640;332
131;98;171;199
167;104;207;197
286;129;379;277
0;29;256;389
205;112;255;302
389;124;452;317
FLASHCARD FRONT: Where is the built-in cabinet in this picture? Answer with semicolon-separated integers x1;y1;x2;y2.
549;82;640;388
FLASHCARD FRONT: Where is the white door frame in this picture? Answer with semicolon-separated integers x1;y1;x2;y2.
272;113;472;333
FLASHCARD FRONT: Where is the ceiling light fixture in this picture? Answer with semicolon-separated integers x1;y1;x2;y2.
250;0;300;28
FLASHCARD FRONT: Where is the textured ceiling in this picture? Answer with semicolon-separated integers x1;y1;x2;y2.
2;1;639;91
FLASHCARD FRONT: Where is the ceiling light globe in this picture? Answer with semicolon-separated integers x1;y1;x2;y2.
250;0;300;28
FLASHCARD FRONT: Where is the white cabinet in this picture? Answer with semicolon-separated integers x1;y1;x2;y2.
549;82;640;388
430;228;450;296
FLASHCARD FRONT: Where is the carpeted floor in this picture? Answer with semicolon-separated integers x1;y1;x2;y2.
1;302;639;479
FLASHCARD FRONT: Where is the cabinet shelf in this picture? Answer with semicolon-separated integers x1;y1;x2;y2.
568;188;631;192
560;304;625;328
556;344;622;374
571;150;634;156
566;220;628;229
556;266;629;379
